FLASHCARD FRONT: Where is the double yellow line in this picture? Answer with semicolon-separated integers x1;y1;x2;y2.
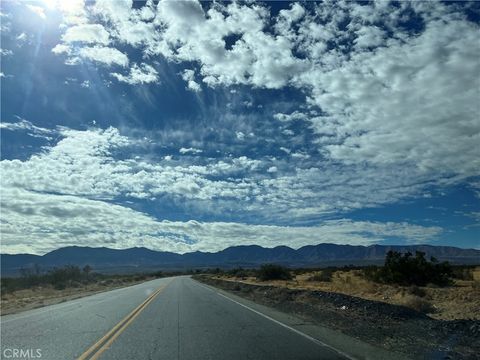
78;284;167;360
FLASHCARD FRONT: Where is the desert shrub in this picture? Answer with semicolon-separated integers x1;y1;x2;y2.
54;282;66;290
152;271;164;278
451;267;474;281
228;267;249;278
212;267;223;275
292;268;311;276
408;285;426;297
49;265;82;287
3;264;100;293
308;268;334;282
362;266;379;281
403;295;435;313
364;251;452;287
257;264;292;281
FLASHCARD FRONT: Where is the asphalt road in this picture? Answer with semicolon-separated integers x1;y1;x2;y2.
1;276;350;360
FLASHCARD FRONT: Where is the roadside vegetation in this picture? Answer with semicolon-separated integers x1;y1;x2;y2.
204;252;480;320
0;265;177;315
362;251;453;286
257;264;292;281
1;265;166;295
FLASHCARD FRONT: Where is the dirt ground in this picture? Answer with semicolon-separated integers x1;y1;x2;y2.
216;267;480;320
0;277;155;315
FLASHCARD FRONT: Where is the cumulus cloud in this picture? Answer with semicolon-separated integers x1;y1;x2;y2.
79;46;129;67
111;63;159;84
298;16;480;181
62;24;110;45
181;69;201;92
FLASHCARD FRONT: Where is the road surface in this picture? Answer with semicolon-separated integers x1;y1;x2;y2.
1;276;351;360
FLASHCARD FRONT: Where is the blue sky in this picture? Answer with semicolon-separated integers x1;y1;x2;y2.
1;0;479;255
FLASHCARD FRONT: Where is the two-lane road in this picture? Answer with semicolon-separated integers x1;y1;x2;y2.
1;277;350;360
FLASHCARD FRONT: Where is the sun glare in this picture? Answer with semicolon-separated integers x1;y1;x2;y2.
40;0;83;14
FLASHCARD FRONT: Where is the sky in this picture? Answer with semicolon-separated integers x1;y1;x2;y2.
0;0;479;255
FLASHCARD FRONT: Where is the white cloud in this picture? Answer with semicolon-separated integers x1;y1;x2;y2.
300;18;480;180
0;126;461;223
62;24;110;44
0;126;449;253
26;4;46;19
53;1;308;88
16;33;27;42
179;147;202;155
8;1;479;251
273;111;308;123
51;44;71;55
57;0;87;25
353;26;386;49
79;46;129;67
0;49;13;56
267;166;278;173
0;118;55;139
93;0;133;23
236;131;245;141
181;69;201;92
111;63;158;84
0;186;442;254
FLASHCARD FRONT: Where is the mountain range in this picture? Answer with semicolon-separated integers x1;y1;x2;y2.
1;243;479;276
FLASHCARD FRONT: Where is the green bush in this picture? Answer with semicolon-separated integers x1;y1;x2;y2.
257;264;292;281
364;251;453;287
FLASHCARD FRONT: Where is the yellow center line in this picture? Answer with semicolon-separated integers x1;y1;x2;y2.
78;282;169;360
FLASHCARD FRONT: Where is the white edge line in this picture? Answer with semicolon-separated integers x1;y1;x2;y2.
195;281;357;360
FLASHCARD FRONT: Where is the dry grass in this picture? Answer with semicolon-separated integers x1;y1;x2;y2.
0;277;154;315
217;266;480;320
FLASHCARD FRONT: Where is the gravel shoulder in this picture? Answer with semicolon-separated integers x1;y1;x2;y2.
195;275;480;360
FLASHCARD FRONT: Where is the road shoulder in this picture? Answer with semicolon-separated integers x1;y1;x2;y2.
193;277;408;360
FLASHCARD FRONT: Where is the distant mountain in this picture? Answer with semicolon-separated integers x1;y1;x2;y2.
1;244;479;276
